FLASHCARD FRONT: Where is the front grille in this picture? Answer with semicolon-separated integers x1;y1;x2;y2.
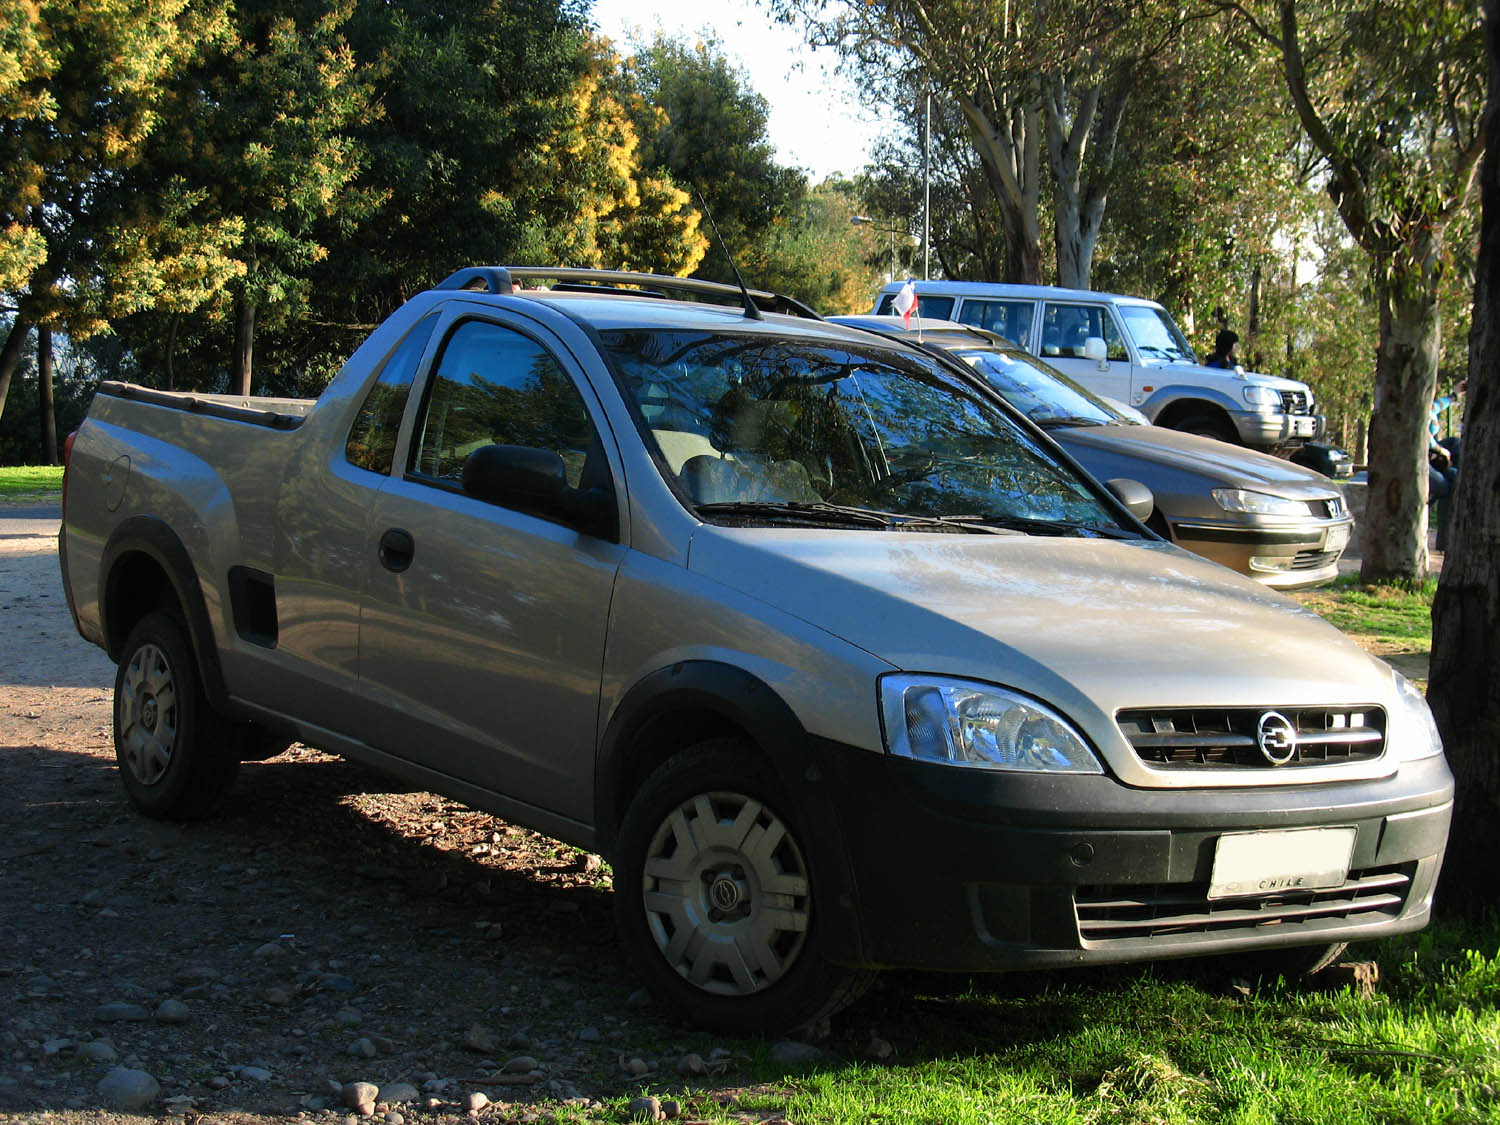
1291;548;1339;570
1117;706;1386;769
1306;496;1345;518
1075;865;1412;943
1280;390;1311;414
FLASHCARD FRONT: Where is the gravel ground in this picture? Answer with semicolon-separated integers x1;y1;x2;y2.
0;506;840;1125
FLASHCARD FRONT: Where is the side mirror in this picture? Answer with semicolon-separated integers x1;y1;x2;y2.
461;444;617;540
462;444;567;507
1105;477;1155;523
1082;337;1108;368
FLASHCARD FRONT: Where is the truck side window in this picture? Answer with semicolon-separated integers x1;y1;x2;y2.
411;320;599;490
1041;303;1128;361
345;314;438;474
956;299;1034;345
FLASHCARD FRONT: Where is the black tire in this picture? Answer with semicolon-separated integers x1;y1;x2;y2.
113;610;240;819
613;738;875;1034
1173;413;1240;444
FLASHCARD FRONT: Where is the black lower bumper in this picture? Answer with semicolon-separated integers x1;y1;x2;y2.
814;745;1453;972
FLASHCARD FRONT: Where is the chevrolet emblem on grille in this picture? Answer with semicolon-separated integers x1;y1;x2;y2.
1256;711;1298;765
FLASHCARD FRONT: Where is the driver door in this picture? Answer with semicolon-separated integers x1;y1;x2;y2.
1038;301;1133;404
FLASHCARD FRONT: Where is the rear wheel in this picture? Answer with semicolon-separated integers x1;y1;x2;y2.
114;610;240;819
613;739;874;1033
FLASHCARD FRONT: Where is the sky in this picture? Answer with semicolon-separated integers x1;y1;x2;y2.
587;0;884;182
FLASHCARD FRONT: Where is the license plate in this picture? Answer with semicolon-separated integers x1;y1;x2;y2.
1208;827;1356;900
1325;523;1351;553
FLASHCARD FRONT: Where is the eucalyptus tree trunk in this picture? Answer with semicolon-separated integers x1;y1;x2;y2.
960;95;1044;283
0;314;33;422
1359;270;1441;582
1428;0;1500;903
37;325;56;465
232;295;256;397
1046;76;1129;291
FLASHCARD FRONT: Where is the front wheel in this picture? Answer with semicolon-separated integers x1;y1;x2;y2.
613;739;873;1034
114;610;240;819
1173;413;1240;444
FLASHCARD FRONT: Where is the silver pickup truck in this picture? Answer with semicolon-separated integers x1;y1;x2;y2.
60;267;1452;1034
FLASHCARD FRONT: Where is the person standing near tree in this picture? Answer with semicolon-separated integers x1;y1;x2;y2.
1203;329;1240;369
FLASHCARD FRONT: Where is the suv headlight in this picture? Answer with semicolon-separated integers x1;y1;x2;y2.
879;674;1103;773
1390;669;1444;762
1243;384;1282;407
1212;488;1307;517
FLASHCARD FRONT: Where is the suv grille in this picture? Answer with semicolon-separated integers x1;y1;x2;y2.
1280;390;1311;414
1075;865;1412;943
1116;706;1385;769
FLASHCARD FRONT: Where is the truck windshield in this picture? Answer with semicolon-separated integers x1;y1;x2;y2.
1119;305;1196;364
599;329;1124;534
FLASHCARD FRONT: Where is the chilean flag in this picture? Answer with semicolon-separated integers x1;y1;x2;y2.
893;280;917;328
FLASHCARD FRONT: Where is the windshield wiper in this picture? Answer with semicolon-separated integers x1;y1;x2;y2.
1036;415;1108;429
968;513;1140;539
695;501;1007;533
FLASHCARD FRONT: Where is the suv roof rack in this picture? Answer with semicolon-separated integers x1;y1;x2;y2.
433;267;821;320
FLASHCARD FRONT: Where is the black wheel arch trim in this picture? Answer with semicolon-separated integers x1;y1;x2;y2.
100;516;235;714
596;659;870;966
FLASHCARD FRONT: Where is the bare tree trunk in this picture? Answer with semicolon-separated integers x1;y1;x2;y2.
232;295;256;397
165;313;180;391
1429;0;1500;904
0;313;33;423
1046;75;1128;291
961;95;1044;284
1359;271;1441;582
37;325;56;465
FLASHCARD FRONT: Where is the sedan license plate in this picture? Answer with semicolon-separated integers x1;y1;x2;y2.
1325;523;1351;553
1208;827;1355;900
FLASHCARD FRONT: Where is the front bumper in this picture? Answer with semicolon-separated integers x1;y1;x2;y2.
821;747;1452;973
1168;515;1353;590
1233;409;1321;447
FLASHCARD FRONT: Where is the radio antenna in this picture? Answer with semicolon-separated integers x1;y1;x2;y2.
695;187;762;321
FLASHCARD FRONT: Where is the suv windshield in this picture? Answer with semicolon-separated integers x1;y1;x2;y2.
599;329;1124;534
1118;305;1196;364
950;346;1131;428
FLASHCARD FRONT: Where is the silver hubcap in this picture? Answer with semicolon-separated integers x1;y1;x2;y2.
642;790;810;996
118;642;178;786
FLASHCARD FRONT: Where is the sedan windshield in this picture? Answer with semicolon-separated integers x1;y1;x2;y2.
950;346;1131;428
599;329;1125;534
1118;305;1196;364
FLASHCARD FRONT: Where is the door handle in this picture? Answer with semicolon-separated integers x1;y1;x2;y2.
378;527;415;572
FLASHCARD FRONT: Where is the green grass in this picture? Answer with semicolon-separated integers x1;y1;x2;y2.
581;919;1500;1124
1295;576;1436;651
0;463;63;500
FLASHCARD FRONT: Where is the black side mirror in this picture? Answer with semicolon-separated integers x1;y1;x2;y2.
461;444;617;540
462;444;567;506
1104;477;1155;523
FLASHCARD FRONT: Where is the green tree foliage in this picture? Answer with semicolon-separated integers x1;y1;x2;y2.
614;33;806;287
742;179;885;313
1230;0;1485;581
0;0;232;419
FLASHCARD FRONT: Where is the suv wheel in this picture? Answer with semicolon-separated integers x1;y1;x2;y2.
114;610;240;819
613;738;874;1033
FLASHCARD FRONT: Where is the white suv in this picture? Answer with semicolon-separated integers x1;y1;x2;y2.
874;281;1321;451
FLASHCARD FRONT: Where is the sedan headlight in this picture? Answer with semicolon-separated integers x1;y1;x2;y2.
879;674;1103;773
1389;669;1445;762
1243;384;1282;407
1212;488;1308;517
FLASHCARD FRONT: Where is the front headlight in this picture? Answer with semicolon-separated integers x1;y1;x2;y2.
1243;384;1282;407
879;674;1103;773
1212;488;1308;517
1390;669;1445;762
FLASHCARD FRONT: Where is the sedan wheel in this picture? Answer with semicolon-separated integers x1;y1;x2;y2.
642;790;810;996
